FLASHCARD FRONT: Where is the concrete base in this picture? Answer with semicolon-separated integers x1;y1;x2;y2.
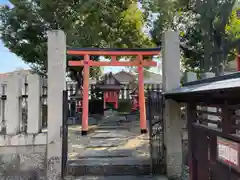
81;131;88;136
141;129;147;134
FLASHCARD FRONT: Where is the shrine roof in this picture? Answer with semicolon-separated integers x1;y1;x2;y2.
97;72;121;86
95;85;122;91
164;72;240;103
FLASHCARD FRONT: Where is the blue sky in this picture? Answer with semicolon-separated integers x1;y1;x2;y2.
0;0;29;73
0;40;30;73
0;0;159;74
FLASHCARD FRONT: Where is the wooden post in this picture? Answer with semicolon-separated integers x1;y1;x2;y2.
104;93;106;109
138;59;147;133
237;48;240;71
222;102;235;134
199;134;209;179
82;54;90;135
115;92;118;109
209;134;217;179
187;103;197;180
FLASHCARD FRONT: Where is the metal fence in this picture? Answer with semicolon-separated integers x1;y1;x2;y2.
147;91;165;174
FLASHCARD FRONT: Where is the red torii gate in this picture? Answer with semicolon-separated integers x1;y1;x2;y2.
67;48;160;135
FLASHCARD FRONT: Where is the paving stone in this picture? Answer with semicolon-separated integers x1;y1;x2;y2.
86;138;125;148
125;114;139;121
97;126;126;130
91;130;110;133
91;131;128;138
104;110;119;117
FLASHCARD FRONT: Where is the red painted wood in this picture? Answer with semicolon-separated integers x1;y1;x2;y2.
131;92;139;111
237;54;240;71
104;91;119;109
67;50;160;56
68;59;157;67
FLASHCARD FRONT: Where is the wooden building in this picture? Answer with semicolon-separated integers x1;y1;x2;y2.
95;72;122;109
165;72;240;180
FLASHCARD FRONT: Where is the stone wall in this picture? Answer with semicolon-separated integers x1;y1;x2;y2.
0;145;47;179
0;71;48;179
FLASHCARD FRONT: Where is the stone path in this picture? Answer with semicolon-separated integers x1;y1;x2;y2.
68;114;150;161
66;111;168;179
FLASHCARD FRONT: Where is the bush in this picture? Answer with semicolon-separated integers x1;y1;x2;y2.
118;100;132;112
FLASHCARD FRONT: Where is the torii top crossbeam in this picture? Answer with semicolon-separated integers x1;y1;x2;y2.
67;47;161;67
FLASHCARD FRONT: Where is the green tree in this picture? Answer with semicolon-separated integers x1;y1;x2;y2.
193;0;239;75
0;0;153;79
225;7;240;66
141;0;240;75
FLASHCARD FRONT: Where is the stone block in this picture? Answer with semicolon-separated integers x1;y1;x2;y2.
0;145;46;179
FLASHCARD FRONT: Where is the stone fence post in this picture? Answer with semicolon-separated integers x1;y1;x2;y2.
27;74;42;134
5;74;22;135
162;31;182;177
47;30;66;180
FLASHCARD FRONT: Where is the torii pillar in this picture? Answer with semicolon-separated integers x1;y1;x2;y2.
82;55;90;136
138;59;147;133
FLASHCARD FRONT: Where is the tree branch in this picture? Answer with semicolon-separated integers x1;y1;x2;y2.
180;43;199;54
227;38;240;52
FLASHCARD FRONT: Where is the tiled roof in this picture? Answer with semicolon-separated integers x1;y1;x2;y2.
97;72;121;85
113;70;136;82
165;72;240;96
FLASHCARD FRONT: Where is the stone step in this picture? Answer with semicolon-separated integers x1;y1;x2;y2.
74;149;148;159
68;157;150;165
65;175;169;180
67;157;151;176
